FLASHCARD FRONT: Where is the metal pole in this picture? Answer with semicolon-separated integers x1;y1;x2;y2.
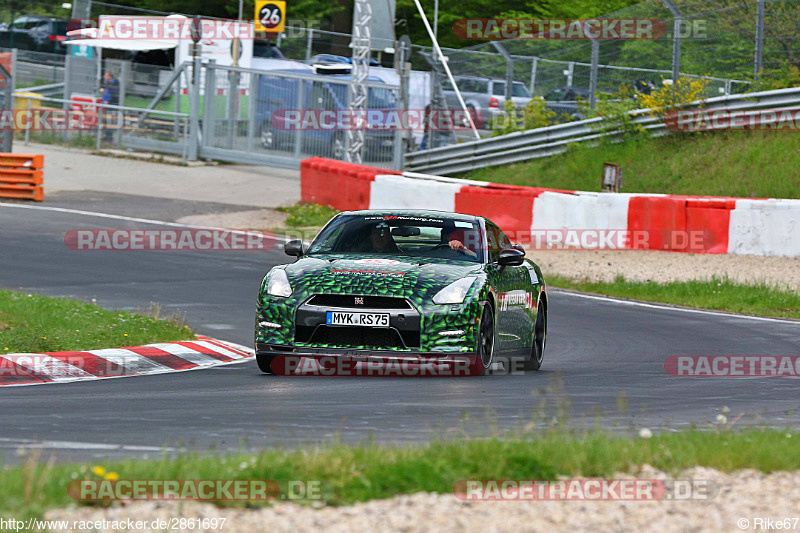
188;55;201;160
529;57;538;95
566;62;574;87
226;70;238;149
347;0;372;163
662;0;681;83
411;0;479;138
589;39;599;109
246;72;257;153
491;42;513;105
433;0;438;39
754;0;765;79
306;28;314;60
24;97;31;145
62;52;71;143
293;78;305;159
202;60;216;151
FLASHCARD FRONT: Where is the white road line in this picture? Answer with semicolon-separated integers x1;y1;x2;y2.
552;289;800;324
0;437;178;452
0;202;293;242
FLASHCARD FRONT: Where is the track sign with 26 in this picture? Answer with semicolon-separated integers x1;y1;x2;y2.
255;0;286;33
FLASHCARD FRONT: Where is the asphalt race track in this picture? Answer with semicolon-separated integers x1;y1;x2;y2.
1;200;799;462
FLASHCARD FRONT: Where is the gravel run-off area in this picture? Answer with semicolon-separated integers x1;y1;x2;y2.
45;466;800;532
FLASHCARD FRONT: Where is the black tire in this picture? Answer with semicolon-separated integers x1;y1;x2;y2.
256;353;277;374
523;302;546;371
470;304;495;376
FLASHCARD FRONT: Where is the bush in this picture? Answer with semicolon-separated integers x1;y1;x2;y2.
638;76;709;119
578;85;646;138
755;64;800;91
490;97;556;137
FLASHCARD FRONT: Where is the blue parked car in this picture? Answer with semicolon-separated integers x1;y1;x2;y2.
254;71;397;161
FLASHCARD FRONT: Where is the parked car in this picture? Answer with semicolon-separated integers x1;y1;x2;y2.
253;41;285;59
442;75;533;128
542;86;592;119
255;71;397;161
0;15;68;54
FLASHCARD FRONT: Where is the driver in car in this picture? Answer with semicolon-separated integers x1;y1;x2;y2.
443;226;478;259
369;222;400;253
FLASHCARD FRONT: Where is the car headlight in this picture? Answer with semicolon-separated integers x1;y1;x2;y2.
267;269;292;298
432;277;477;305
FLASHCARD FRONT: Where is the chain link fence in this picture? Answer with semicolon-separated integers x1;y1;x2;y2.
5;0;799;163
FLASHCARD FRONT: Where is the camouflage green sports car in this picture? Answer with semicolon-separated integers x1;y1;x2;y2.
255;210;547;376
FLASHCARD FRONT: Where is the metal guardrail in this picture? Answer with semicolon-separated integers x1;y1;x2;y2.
404;86;800;175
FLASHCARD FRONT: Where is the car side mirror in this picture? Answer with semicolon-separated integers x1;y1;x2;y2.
498;248;525;266
284;239;304;257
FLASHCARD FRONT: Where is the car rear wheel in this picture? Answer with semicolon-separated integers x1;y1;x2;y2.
523;303;546;371
256;353;277;374
470;305;494;376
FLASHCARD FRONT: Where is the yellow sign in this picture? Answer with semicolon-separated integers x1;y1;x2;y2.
255;0;286;33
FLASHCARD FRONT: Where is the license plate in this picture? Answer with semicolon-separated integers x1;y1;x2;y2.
326;311;390;327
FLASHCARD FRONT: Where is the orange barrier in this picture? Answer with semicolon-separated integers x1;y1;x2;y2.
628;196;735;254
455;185;543;244
684;198;736;254
0;153;44;202
300;157;401;211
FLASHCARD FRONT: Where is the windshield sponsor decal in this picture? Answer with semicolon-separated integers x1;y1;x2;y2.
331;268;406;277
364;215;445;223
353;258;403;265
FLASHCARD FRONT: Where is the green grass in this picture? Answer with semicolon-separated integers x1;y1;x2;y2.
0;289;194;353
2;429;798;521
460;131;800;199
547;275;800;319
276;202;339;229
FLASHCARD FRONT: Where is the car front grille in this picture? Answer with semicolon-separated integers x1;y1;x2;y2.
306;294;412;310
295;325;419;349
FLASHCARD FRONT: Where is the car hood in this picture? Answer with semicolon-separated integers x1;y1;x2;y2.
281;254;484;299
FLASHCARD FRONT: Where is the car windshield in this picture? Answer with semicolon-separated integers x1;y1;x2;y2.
306;214;484;263
492;82;531;97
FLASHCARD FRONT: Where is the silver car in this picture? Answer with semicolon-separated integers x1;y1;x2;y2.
443;76;532;128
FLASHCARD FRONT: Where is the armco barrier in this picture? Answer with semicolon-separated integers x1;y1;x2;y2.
0;153;44;202
300;157;800;257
